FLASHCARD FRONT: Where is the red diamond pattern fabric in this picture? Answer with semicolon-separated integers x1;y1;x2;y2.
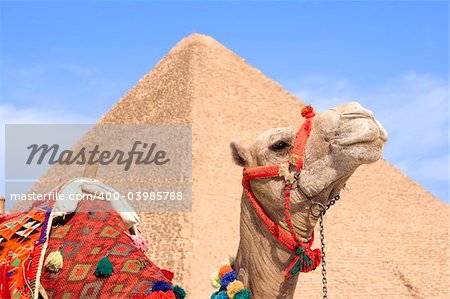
40;200;170;298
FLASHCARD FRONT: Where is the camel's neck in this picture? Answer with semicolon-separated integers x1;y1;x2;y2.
234;195;301;299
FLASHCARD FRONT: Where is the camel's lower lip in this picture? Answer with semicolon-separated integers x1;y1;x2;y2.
341;137;386;146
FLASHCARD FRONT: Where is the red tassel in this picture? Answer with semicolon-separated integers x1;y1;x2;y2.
301;105;315;119
160;269;174;282
149;290;176;299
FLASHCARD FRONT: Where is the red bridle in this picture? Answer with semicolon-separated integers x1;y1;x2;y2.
242;105;322;280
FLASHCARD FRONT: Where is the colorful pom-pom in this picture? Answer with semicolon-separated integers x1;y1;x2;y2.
129;234;149;252
148;291;159;299
301;105;315;119
148;290;176;299
219;264;233;278
233;289;252;299
220;270;238;288
211;260;250;299
45;249;63;273
214;291;228;299
94;255;113;277
223;256;236;267
172;285;186;299
152;280;172;292
227;280;244;298
161;269;175;282
211;271;221;288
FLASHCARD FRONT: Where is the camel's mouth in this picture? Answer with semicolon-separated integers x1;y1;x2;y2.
335;117;388;146
341;136;387;147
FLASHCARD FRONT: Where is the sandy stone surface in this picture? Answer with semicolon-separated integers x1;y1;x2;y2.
37;34;449;298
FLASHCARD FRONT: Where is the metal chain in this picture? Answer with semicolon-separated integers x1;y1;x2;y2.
319;194;340;299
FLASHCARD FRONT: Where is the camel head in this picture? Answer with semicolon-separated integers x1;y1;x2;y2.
230;102;388;242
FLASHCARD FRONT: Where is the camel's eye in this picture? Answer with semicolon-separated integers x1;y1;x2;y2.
270;140;290;152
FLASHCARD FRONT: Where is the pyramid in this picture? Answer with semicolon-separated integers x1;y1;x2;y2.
37;34;450;298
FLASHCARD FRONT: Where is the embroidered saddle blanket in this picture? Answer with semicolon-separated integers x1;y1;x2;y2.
1;179;183;298
40;199;171;299
0;206;52;299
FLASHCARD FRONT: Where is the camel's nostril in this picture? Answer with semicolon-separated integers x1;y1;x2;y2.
340;103;374;119
341;109;374;119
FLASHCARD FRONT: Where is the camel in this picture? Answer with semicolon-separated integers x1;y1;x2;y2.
223;102;387;299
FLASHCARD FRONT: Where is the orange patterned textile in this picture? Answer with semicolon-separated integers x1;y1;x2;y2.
0;207;51;299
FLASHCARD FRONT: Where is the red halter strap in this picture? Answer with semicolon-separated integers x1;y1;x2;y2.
242;105;321;280
290;107;315;172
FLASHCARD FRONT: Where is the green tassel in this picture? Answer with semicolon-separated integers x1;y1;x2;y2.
94;255;113;277
45;249;63;273
173;285;186;299
289;260;301;276
233;289;252;299
289;248;313;276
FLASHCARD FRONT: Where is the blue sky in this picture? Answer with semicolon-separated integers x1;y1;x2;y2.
0;1;448;202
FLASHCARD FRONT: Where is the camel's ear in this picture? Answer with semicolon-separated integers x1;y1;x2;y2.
230;140;251;167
